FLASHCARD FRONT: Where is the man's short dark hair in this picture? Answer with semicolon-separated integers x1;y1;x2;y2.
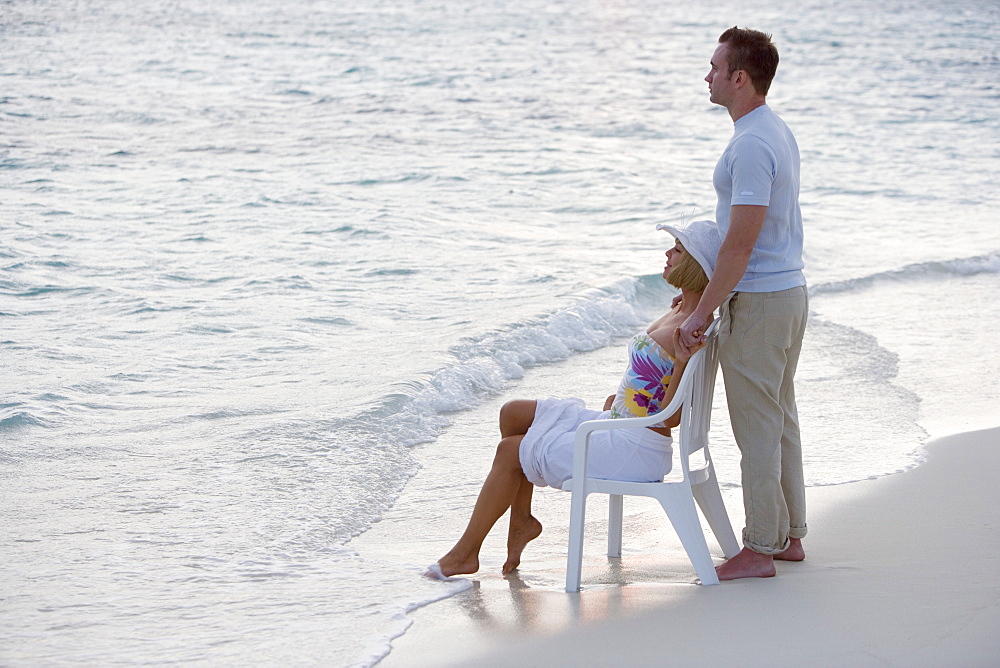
719;26;779;96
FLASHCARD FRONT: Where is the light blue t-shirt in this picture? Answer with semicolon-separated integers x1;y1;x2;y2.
713;105;806;293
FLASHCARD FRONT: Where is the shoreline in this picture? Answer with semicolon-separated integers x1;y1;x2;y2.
378;426;1000;667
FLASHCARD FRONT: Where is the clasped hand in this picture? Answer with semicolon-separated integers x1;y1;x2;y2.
673;324;706;362
675;314;709;359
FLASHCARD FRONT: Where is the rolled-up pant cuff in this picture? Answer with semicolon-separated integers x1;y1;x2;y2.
743;534;790;556
744;524;808;555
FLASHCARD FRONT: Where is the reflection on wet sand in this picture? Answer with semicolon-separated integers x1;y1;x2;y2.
451;555;704;639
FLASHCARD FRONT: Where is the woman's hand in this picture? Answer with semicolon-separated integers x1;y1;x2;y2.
603;394;615;411
672;327;705;363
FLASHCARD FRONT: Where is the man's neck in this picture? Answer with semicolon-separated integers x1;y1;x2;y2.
728;98;767;123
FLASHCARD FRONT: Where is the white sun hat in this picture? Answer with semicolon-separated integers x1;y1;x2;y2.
655;220;722;279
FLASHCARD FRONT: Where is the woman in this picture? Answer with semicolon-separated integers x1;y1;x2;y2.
426;220;722;580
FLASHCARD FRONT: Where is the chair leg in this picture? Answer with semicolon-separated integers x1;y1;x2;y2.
607;494;623;558
565;489;588;593
692;469;741;559
658;492;720;585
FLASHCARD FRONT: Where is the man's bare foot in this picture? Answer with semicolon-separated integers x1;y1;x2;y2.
502;514;542;574
774;538;805;561
715;547;776;581
434;551;480;578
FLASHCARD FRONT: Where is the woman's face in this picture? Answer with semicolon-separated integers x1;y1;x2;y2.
663;240;685;278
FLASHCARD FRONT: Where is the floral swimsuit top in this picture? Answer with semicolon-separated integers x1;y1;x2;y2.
609;333;676;426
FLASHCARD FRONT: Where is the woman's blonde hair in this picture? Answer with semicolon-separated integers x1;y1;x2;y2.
666;244;709;293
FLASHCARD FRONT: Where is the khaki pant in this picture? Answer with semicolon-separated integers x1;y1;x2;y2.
719;286;808;555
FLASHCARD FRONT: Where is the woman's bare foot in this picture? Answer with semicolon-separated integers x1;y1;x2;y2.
434;550;480;578
715;547;776;580
502;514;542;574
774;538;805;561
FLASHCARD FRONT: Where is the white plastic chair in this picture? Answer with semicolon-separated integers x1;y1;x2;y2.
562;321;740;591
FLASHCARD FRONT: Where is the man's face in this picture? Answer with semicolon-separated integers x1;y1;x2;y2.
705;42;734;107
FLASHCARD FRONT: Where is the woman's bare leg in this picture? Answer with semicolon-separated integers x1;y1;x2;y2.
503;477;542;574
433;400;544;577
436;435;528;577
499;399;536;438
497;400;543;573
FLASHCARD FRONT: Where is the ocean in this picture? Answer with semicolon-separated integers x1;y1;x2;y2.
2;0;998;665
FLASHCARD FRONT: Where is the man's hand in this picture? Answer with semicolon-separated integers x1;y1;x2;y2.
676;313;709;357
673;324;707;362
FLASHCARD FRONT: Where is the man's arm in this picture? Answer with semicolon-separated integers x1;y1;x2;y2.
676;204;767;353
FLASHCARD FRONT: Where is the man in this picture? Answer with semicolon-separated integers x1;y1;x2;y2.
676;27;808;580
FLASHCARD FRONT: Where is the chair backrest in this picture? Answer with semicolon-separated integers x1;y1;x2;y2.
676;321;721;461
